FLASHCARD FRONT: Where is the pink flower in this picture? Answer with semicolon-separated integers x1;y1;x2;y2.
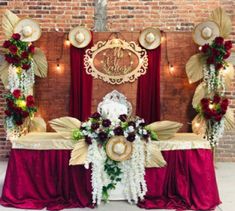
12;33;21;40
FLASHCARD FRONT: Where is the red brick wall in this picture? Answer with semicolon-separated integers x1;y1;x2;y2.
0;0;234;161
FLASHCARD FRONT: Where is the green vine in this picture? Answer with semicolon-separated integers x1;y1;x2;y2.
102;157;122;202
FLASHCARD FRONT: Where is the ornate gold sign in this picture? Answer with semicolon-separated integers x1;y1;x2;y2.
84;38;148;84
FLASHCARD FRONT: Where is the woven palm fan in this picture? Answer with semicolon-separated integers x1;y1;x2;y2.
49;117;81;139
69;140;88;165
192;82;209;108
224;108;235;130
145;121;183;140
32;48;48;78
209;7;232;38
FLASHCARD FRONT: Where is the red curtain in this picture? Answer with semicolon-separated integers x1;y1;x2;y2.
136;46;161;123
69;40;93;121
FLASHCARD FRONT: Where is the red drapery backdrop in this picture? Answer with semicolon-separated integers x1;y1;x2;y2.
136;46;161;123
69;39;93;121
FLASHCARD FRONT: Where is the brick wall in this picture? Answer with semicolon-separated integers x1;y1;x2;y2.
0;0;234;161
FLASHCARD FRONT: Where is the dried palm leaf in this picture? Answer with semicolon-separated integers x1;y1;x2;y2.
224;63;234;90
192;114;206;135
32;48;48;78
0;60;9;88
146;121;183;140
145;142;167;168
29;117;47;132
192;82;210;108
209;7;232;38
49;117;81;139
186;53;205;83
2;9;20;38
224;108;234;130
69;140;88;165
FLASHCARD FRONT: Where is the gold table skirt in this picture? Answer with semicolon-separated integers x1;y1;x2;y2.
11;132;211;151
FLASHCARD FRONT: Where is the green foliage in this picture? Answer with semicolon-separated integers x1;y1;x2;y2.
102;158;122;203
72;129;84;140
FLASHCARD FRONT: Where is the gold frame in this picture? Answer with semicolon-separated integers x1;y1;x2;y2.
84;38;148;84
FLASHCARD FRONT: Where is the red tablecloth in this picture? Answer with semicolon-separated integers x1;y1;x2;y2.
0;149;220;210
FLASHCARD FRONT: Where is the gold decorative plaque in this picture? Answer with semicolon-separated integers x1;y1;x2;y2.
84;38;148;84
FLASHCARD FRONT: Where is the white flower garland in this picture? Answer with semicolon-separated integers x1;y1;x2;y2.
8;63;35;95
207;118;225;147
121;135;147;204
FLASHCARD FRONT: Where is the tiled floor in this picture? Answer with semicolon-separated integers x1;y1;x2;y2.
0;161;234;211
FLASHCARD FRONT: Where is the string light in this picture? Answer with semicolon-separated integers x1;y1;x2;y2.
198;46;202;51
169;64;174;73
56;63;61;71
161;36;165;43
65;34;70;46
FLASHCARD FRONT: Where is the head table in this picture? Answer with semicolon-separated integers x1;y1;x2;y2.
0;132;221;210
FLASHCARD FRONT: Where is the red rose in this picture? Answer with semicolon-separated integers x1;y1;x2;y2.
204;113;211;120
222;98;229;107
201;44;210;53
7;100;14;109
215;115;222;122
15;119;23;126
213;95;221;104
9;45;18;54
3;40;11;48
22;63;31;70
224;40;232;50
212;48;220;57
28;45;35;53
21;51;29;59
4;110;11;116
12;89;21;99
207;56;215;64
22;111;29;118
12;56;20;65
4;55;14;64
215;63;223;70
15;107;23;114
223;51;231;59
26;95;35;107
201;98;209;106
214;37;224;46
12;33;21;40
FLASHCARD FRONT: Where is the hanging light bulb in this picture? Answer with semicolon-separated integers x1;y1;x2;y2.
65;35;70;46
198;46;202;51
161;36;165;43
169;64;174;73
56;63;61;71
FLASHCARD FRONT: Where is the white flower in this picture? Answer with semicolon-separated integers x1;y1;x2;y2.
127;126;134;132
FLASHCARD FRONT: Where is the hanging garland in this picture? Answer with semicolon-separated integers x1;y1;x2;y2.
186;7;234;147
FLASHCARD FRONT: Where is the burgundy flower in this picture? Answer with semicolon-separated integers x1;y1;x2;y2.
91;112;101;119
102;119;111;127
215;63;223;70
212;48;220;57
13;89;21;99
26;95;35;107
213;95;221;104
4;110;11;116
201;98;209;106
3;40;11;48
85;136;92;145
204;113;211;120
223;51;231;59
119;114;127;122
12;56;20;65
139;122;146;127
206;56;215;65
127;133;136;142
28;45;35;53
22;111;29;118
22;63;31;70
12;33;21;40
91;122;100;130
21;51;29;59
15;107;23;114
222;98;229;107
9;45;18;54
7;100;14;109
114;126;124;136
201;44;210;53
214;37;224;46
128;121;136;128
224;40;232;50
215;115;222;122
143;133;150;139
4;55;13;64
15;119;23;126
98;131;108;142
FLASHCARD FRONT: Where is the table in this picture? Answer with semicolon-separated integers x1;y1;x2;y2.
0;133;221;210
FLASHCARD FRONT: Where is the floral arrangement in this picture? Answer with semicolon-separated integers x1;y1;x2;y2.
196;95;229;146
4;89;37;133
3;33;35;71
73;112;157;204
200;36;232;94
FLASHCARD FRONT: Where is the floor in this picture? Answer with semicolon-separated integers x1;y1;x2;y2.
0;161;234;211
